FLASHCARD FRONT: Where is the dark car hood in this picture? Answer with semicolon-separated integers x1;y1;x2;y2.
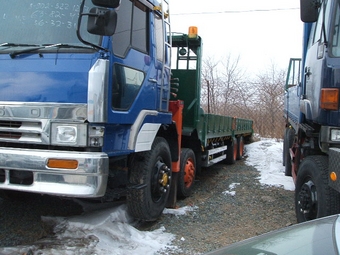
205;214;340;255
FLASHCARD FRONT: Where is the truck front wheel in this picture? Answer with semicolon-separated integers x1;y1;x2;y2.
283;128;294;176
295;155;340;223
177;148;196;198
127;137;172;221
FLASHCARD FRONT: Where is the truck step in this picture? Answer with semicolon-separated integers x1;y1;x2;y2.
300;123;314;136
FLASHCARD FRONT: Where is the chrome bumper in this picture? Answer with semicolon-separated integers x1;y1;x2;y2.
0;148;109;197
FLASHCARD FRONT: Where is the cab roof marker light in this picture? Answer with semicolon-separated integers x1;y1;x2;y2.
188;26;198;39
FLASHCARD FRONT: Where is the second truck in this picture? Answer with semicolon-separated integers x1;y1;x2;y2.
284;0;340;222
0;0;253;221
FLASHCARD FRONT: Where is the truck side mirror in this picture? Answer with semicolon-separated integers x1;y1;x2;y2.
91;0;121;8
300;0;320;23
87;8;117;36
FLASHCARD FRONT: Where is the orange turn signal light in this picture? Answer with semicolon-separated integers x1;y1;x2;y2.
330;171;337;182
321;88;339;110
47;159;78;169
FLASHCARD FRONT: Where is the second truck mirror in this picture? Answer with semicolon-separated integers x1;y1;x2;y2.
300;0;319;23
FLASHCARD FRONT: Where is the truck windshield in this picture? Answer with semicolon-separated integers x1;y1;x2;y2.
0;0;100;47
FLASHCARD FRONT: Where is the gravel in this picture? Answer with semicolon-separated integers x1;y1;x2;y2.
0;157;296;254
138;159;297;254
0;193;83;247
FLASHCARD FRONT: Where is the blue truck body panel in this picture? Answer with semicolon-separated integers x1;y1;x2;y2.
0;53;95;103
285;3;340;129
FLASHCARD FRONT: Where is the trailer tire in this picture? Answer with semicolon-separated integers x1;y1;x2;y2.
236;136;244;160
127;137;172;221
295;155;340;223
177;148;196;198
226;137;237;164
283;128;294;176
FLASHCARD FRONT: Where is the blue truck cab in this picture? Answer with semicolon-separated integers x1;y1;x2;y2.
0;0;175;220
284;0;340;222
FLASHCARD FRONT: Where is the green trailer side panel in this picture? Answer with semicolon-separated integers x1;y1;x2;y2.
199;113;234;147
234;118;253;136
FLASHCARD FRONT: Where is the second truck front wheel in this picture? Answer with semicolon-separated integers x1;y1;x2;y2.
127;137;172;221
295;155;340;223
283;127;294;176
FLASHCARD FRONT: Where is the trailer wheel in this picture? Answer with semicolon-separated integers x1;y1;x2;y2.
127;137;172;221
177;148;196;198
283;128;294;176
236;136;244;160
295;156;340;223
226;137;237;164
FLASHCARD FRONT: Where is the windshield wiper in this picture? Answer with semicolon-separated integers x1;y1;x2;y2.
0;43;40;48
9;43;96;58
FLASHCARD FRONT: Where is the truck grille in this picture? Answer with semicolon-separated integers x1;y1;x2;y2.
0;132;22;139
0;121;22;128
0;120;43;143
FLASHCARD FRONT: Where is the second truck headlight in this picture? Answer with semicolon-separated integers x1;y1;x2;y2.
331;129;340;142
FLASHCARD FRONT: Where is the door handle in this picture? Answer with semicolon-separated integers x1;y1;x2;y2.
148;78;157;83
304;67;311;77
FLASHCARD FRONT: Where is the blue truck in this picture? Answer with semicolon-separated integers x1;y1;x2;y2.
0;0;253;221
284;0;340;222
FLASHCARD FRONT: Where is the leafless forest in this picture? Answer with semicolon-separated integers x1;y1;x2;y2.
200;55;286;139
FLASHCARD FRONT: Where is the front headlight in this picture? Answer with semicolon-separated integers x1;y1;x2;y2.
51;123;87;146
331;129;340;142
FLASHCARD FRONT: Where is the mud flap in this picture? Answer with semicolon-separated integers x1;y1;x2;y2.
329;148;340;192
166;171;179;208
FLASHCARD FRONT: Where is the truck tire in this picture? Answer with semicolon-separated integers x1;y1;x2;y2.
177;148;196;198
127;137;172;221
283;128;294;176
295;155;340;223
236;136;244;160
282;129;286;166
226;137;237;164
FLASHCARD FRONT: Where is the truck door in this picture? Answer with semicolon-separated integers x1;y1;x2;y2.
302;2;331;122
153;2;171;112
110;0;154;120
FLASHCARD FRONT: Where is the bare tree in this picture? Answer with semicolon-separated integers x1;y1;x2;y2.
221;54;242;110
219;54;256;118
201;57;221;114
253;63;286;138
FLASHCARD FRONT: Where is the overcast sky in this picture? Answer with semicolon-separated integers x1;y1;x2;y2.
170;0;302;77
